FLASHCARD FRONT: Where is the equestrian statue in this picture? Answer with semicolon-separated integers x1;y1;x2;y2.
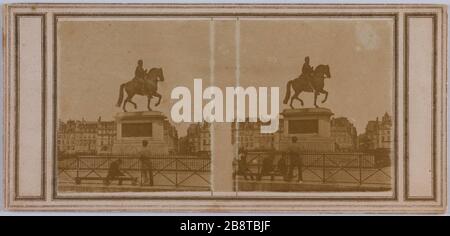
283;56;332;109
116;59;165;112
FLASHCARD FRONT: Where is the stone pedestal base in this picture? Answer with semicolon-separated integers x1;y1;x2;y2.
112;111;169;155
280;108;335;152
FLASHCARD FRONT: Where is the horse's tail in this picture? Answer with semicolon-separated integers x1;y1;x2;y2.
116;83;126;107
283;80;292;104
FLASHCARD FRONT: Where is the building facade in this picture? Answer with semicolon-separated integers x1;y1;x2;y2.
57;119;102;155
177;136;190;154
358;112;393;151
96;119;116;154
231;115;360;153
163;119;179;154
330;117;358;151
57;117;178;155
231;119;279;151
185;123;211;154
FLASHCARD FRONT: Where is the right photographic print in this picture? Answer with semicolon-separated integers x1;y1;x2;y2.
231;18;395;194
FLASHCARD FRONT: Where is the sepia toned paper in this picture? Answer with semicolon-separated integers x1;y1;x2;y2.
2;3;447;213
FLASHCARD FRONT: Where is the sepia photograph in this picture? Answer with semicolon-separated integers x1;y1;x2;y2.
55;17;395;195
231;19;394;193
56;20;213;193
2;3;446;214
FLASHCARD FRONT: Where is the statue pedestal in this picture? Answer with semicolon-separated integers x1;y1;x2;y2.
112;111;169;155
279;108;335;152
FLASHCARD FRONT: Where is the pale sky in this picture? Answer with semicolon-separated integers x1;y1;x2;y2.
58;18;394;136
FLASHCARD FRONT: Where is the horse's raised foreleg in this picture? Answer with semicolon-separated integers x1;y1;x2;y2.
122;95;129;112
147;95;152;111
125;93;137;110
321;89;329;103
130;100;137;109
314;91;319;108
290;91;300;109
295;91;304;107
289;94;295;109
154;92;162;107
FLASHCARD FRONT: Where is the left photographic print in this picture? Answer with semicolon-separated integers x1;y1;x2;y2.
56;19;212;193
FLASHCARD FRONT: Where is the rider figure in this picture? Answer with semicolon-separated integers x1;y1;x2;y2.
134;59;147;94
301;56;314;91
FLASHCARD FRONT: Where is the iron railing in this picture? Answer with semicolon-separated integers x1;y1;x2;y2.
235;151;391;186
58;155;211;189
58;152;391;189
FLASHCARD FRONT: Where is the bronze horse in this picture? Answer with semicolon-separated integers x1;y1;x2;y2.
116;67;165;112
283;64;331;108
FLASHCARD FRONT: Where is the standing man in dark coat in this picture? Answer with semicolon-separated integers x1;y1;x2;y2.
257;149;275;181
287;137;303;183
236;149;254;181
277;154;288;181
139;140;154;186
